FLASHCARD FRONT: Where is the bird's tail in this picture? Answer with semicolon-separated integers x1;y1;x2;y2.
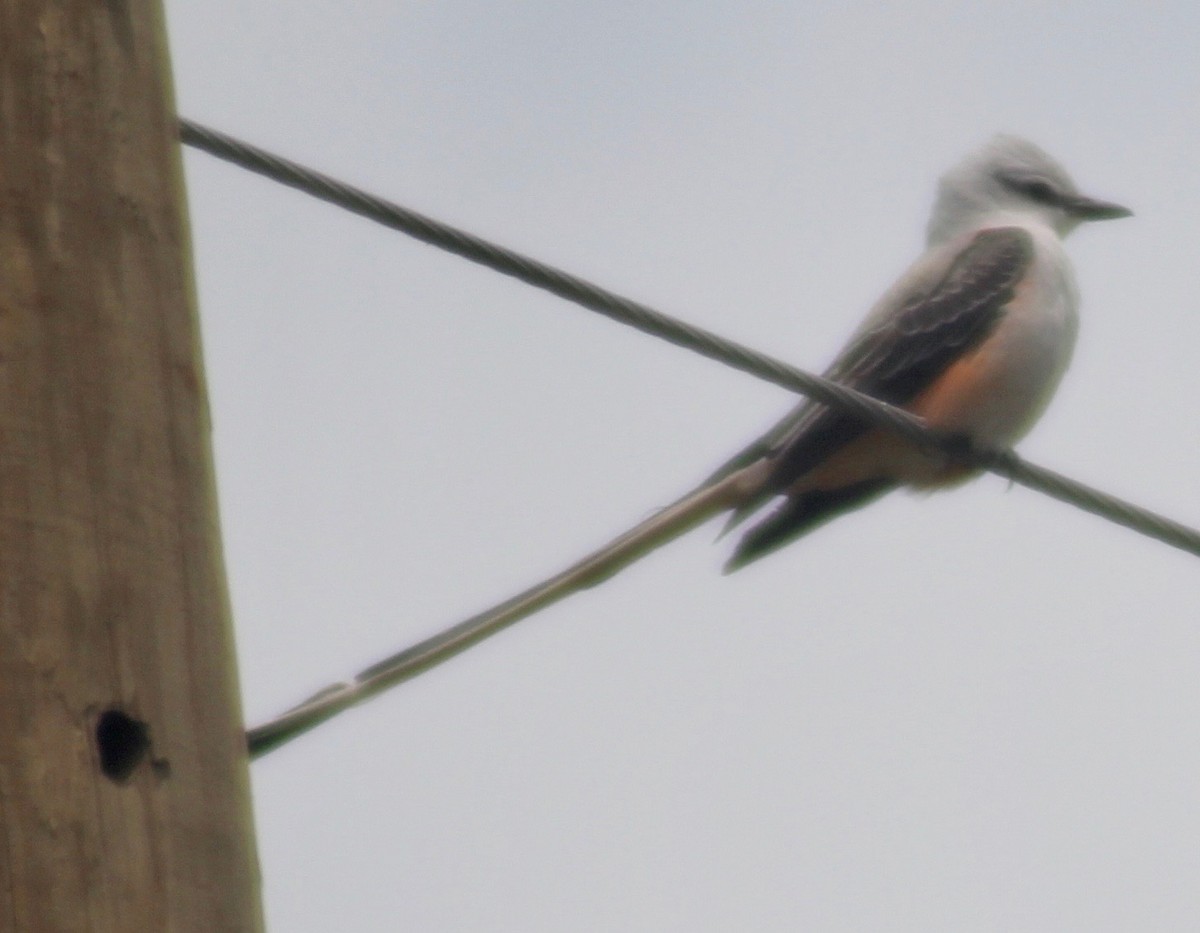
378;467;760;677
489;466;754;607
246;466;762;755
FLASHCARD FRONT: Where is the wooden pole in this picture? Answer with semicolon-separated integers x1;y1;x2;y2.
0;3;263;930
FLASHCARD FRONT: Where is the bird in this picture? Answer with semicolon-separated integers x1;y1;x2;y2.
249;136;1133;749
710;135;1132;569
547;135;1132;585
428;134;1131;645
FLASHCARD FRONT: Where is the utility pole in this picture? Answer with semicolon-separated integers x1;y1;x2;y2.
0;3;263;930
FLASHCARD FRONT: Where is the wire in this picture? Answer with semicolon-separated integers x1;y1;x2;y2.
177;119;1200;756
180;118;1200;559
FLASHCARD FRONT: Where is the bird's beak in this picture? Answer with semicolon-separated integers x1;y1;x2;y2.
1065;194;1133;221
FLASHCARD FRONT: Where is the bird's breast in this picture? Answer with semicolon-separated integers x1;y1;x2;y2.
908;236;1078;448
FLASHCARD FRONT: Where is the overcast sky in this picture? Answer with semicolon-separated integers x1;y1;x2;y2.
166;3;1200;930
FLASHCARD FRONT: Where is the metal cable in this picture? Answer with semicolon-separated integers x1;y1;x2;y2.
180;118;1200;560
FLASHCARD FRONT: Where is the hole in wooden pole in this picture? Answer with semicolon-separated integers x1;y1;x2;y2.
95;709;150;783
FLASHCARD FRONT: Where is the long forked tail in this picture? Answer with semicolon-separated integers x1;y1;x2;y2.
247;465;761;755
403;468;754;658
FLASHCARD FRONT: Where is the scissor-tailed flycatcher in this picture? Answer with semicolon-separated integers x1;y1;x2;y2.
709;135;1133;568
541;134;1130;588
249;136;1134;752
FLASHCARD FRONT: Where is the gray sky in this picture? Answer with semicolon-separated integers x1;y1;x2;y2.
167;3;1200;930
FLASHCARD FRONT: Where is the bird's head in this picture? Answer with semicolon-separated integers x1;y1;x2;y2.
927;135;1131;244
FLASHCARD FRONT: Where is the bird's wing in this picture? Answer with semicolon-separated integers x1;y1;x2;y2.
713;225;1035;496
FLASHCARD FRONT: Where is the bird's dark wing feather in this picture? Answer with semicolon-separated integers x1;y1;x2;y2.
716;226;1035;490
723;478;896;572
720;226;1035;568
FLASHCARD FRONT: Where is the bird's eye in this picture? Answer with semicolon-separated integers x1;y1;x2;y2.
996;169;1061;206
1020;178;1058;204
